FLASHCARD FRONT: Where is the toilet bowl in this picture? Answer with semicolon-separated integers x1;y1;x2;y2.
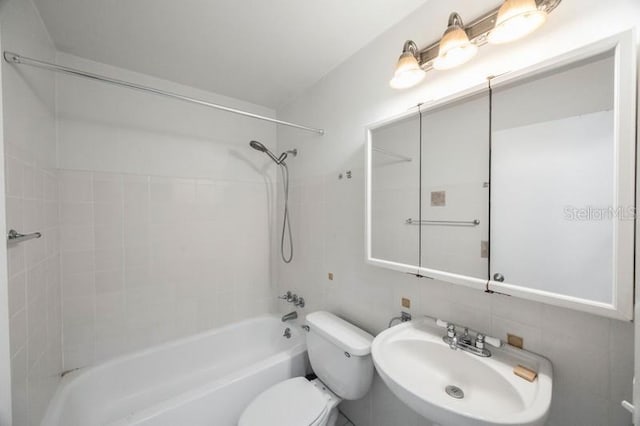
239;377;341;426
238;311;374;426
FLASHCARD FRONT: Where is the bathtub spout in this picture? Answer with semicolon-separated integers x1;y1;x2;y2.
281;311;298;322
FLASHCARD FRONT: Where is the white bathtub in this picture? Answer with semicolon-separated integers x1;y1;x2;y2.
41;315;308;426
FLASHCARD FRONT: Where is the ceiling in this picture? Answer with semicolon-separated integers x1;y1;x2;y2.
33;0;428;108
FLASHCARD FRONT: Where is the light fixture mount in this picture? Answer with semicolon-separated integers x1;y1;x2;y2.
417;0;560;72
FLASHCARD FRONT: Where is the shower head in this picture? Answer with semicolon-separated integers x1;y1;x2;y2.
249;140;287;165
249;140;268;152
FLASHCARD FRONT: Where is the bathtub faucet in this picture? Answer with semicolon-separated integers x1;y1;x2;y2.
281;311;298;322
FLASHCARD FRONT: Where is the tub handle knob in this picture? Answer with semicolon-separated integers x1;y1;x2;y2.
302;325;310;332
278;291;292;301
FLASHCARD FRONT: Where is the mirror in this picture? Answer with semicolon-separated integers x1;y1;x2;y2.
369;112;421;271
367;86;491;287
488;32;635;319
366;30;635;320
420;91;490;281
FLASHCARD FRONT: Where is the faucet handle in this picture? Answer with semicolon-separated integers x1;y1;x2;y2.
447;323;456;338
278;291;292;300
484;335;502;348
475;334;485;350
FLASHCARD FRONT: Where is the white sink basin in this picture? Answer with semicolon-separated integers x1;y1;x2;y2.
372;318;552;426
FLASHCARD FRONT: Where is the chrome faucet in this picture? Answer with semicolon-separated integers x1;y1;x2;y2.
442;323;498;357
281;311;298;322
278;291;305;308
446;324;458;350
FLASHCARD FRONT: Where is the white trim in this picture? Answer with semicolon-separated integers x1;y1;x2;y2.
365;107;420;275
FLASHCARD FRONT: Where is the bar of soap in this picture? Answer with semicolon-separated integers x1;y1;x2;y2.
514;364;537;382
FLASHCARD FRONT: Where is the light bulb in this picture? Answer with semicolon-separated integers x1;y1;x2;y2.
433;14;478;70
488;0;547;44
389;41;426;89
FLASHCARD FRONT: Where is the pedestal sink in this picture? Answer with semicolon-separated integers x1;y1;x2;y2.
372;318;552;426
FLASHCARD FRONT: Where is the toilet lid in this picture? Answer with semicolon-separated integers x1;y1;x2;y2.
238;377;329;426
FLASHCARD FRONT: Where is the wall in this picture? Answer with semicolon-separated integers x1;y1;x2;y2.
0;0;61;424
55;53;280;369
275;0;640;425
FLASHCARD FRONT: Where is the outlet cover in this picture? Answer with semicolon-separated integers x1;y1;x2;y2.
431;191;446;206
481;241;489;258
328;272;334;281
507;334;524;349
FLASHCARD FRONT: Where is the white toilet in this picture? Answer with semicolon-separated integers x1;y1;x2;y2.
239;311;374;426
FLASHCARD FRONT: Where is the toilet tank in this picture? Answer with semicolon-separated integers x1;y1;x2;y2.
305;311;374;400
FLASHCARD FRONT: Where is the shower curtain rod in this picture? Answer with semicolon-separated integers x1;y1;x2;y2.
3;51;325;135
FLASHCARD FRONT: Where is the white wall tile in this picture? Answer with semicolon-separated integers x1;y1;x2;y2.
59;170;276;369
2;1;62;423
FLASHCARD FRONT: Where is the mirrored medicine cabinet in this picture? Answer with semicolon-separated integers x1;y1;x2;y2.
365;30;636;320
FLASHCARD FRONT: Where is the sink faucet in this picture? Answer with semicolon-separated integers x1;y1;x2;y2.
281;311;298;322
442;323;498;358
447;324;458;350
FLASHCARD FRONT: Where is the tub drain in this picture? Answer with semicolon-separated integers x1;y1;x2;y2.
445;385;464;399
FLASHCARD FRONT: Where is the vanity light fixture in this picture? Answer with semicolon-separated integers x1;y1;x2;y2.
389;40;426;89
488;0;548;44
433;13;478;71
389;0;561;89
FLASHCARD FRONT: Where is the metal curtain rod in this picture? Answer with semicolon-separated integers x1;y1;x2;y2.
3;51;325;135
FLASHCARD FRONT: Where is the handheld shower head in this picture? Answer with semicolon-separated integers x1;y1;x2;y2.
249;140;268;152
249;140;287;165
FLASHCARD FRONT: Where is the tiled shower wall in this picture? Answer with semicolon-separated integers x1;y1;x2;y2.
2;0;62;424
5;159;60;425
53;52;280;370
59;170;275;369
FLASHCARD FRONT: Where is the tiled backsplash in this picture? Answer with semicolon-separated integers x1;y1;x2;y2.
59;170;276;369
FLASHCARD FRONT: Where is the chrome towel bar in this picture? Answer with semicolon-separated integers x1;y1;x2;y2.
7;229;42;244
405;218;480;226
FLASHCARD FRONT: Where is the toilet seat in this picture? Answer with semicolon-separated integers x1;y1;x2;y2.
239;377;332;426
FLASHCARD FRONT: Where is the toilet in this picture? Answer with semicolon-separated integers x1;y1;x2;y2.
239;311;374;426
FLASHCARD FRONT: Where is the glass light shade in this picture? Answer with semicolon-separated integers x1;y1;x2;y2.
389;52;426;89
488;0;547;44
433;26;478;70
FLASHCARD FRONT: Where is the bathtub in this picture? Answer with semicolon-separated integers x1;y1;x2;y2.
41;315;308;426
